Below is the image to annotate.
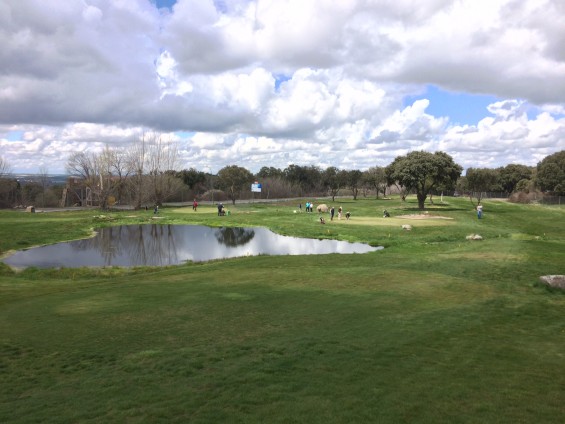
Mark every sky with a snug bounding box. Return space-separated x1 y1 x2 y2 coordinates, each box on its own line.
1 0 564 175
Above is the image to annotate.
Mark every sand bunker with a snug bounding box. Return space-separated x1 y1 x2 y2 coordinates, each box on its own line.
396 214 453 220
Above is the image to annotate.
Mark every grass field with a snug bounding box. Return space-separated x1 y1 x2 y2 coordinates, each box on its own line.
1 196 564 423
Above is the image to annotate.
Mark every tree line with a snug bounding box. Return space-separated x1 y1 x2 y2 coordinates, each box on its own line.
459 150 565 204
0 141 563 210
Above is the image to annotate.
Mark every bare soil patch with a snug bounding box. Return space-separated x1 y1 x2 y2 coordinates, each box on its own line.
396 214 453 220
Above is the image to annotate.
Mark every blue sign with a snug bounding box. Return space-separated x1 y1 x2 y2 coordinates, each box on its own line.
251 183 262 193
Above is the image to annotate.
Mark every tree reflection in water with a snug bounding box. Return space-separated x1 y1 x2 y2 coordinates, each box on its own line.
2 224 381 268
214 227 255 247
71 225 180 266
74 226 122 265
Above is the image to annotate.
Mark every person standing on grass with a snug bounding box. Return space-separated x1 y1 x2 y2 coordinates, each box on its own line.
330 206 335 221
477 204 483 219
338 206 342 219
193 199 198 211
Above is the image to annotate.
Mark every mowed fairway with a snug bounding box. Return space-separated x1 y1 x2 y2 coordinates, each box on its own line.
1 197 564 423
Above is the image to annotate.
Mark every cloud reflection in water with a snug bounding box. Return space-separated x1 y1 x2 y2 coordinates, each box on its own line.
3 225 382 268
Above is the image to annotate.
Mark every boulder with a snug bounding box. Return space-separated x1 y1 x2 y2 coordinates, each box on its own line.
539 275 565 290
317 204 329 213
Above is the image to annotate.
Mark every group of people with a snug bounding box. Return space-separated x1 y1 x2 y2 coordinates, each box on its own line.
153 198 485 223
300 202 315 212
329 206 350 221
316 206 351 224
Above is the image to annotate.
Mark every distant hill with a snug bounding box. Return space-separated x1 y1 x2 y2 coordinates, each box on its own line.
13 174 70 186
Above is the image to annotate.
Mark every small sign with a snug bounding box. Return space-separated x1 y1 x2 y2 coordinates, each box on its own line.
251 183 262 193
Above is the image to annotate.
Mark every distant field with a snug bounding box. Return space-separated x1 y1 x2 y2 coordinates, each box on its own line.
1 196 564 423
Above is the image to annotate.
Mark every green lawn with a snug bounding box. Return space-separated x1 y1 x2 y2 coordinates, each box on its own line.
1 197 564 423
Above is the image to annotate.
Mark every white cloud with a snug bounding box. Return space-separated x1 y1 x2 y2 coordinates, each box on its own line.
440 101 565 168
0 0 563 174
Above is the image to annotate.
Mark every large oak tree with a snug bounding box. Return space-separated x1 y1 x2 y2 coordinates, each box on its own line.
363 166 387 199
465 167 499 205
387 151 462 210
537 150 565 195
217 165 254 205
322 166 345 201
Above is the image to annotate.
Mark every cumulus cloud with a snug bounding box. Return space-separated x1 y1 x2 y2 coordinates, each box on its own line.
0 0 564 173
440 101 565 168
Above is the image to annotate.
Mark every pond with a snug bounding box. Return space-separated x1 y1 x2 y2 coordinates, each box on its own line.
2 224 382 269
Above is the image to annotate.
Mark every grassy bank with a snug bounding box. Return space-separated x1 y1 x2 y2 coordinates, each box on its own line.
1 197 564 423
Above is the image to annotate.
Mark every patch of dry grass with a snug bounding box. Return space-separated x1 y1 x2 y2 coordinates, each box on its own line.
339 216 456 227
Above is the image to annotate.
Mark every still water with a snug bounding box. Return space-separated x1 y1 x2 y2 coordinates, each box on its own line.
2 225 382 269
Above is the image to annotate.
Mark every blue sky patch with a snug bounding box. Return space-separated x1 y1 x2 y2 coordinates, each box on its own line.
404 85 500 126
154 0 227 13
274 74 292 92
153 0 176 11
176 131 196 139
5 131 23 141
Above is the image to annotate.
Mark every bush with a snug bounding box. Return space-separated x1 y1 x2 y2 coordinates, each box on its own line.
508 190 543 204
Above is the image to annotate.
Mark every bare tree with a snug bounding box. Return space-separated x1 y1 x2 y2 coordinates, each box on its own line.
258 176 293 199
66 148 118 209
0 156 18 208
67 151 97 207
126 134 148 209
146 134 182 206
0 156 11 178
127 133 182 207
38 165 50 207
106 148 130 205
